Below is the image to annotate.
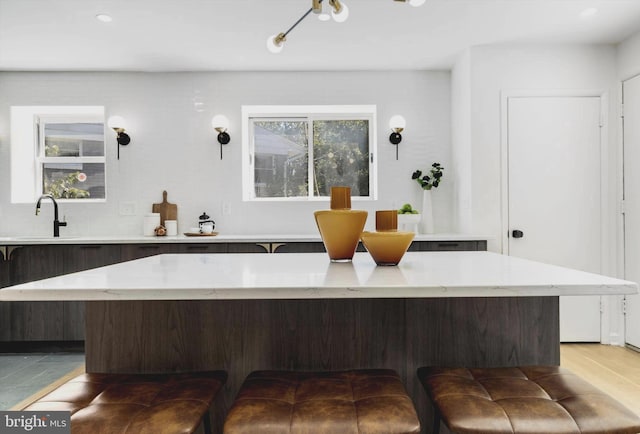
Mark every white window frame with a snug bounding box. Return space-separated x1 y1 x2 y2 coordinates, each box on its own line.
10 106 106 203
242 105 377 202
35 113 106 201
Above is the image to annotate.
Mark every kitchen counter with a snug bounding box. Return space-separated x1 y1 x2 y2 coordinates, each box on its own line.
1 250 634 433
0 251 635 301
0 233 489 245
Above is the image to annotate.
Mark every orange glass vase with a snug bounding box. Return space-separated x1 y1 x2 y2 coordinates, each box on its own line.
361 210 415 266
314 186 368 262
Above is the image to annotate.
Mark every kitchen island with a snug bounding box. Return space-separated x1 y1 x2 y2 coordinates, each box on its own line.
1 251 636 433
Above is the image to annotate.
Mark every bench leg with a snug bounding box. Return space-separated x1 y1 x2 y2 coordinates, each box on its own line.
203 409 212 434
432 406 441 434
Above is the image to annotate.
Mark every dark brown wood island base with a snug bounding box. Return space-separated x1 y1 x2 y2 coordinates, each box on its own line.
85 297 559 433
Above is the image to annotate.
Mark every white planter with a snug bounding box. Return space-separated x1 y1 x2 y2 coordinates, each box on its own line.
397 213 421 233
420 189 435 234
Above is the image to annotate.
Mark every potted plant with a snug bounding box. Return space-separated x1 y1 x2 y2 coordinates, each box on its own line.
397 203 420 232
411 163 444 233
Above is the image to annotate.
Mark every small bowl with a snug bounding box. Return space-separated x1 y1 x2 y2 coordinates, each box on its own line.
360 231 415 266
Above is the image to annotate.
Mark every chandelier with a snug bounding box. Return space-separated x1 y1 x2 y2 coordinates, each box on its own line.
266 0 426 54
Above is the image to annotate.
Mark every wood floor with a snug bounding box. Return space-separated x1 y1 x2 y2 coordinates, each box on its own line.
561 344 640 416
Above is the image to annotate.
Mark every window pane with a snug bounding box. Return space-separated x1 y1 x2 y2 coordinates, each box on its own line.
253 120 309 198
42 163 105 199
312 120 369 197
44 123 104 157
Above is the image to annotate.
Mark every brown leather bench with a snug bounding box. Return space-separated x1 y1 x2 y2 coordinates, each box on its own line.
24 371 227 434
224 369 421 434
418 366 640 434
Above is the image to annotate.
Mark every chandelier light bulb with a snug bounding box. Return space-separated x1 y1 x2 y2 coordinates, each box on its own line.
331 1 349 23
318 12 331 21
409 0 426 6
266 33 285 54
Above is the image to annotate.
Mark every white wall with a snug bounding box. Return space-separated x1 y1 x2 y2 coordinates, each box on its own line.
615 29 640 345
618 30 640 80
460 45 618 256
451 49 472 234
0 71 452 237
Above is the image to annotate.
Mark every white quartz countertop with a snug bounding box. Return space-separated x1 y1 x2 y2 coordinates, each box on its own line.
0 251 635 301
0 233 488 245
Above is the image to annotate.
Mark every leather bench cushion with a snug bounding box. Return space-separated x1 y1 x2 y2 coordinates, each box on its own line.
224 369 420 434
24 371 227 434
418 366 640 434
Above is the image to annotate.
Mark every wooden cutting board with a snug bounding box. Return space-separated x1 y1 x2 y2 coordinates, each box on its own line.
152 190 178 226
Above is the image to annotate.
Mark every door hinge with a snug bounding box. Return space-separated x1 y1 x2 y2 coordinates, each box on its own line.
620 200 626 215
622 298 627 315
599 114 605 128
600 300 604 314
620 103 625 118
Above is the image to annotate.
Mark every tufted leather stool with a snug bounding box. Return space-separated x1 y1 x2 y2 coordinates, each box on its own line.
224 369 420 434
418 366 640 434
24 371 227 434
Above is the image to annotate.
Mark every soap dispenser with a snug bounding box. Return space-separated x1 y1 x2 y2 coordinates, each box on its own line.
198 212 216 234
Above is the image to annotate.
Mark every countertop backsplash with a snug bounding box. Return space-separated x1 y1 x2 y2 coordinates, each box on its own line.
0 70 452 239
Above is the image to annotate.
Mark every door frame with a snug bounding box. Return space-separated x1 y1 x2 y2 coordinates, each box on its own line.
500 89 616 344
622 74 640 348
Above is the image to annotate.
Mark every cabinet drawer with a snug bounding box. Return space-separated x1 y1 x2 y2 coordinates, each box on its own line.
179 243 226 254
120 244 180 261
409 241 485 251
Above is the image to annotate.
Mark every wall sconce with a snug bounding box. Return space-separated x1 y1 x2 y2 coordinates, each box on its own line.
388 115 406 160
212 114 230 160
107 115 130 160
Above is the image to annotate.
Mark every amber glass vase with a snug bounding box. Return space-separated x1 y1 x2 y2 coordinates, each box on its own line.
314 186 368 262
361 210 415 266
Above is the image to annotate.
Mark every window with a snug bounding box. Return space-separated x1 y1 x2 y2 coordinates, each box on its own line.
242 105 377 201
10 106 106 203
37 114 106 199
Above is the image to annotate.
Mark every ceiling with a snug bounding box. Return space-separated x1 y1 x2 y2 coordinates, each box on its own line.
2 0 640 72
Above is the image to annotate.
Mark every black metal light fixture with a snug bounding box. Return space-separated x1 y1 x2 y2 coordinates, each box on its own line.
212 114 230 159
266 0 349 54
266 0 425 53
389 115 406 160
107 115 130 160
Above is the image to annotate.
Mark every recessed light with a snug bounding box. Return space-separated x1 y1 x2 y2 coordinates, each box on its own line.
579 8 598 19
95 14 113 23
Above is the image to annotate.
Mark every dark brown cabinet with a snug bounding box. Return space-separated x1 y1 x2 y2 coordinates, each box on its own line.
0 238 487 342
3 244 121 342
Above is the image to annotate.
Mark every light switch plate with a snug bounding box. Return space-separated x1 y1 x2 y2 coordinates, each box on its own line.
222 202 231 215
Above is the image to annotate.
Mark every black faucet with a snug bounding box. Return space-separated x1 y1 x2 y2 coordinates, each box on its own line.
35 194 67 237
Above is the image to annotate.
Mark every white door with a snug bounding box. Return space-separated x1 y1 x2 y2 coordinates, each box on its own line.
507 96 602 342
623 75 640 349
